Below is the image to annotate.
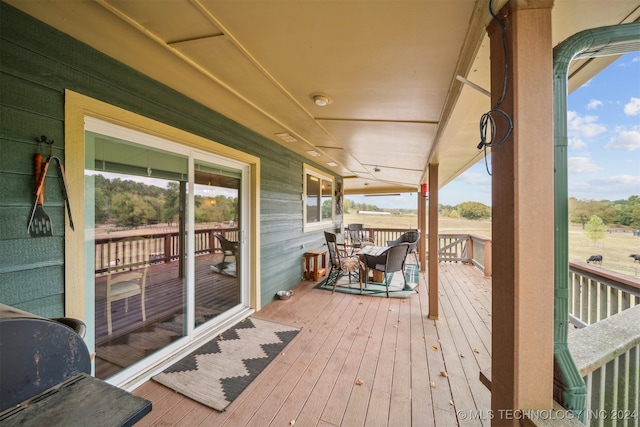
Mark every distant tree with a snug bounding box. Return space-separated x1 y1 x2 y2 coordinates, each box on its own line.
585 215 606 245
94 185 110 223
616 195 640 227
162 182 180 225
111 193 156 227
439 204 456 214
343 199 352 214
322 199 332 219
457 201 491 220
569 198 594 229
449 210 459 219
569 196 640 228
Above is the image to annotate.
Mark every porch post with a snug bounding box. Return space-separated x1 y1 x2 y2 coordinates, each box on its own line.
428 163 439 319
418 189 427 273
488 1 555 423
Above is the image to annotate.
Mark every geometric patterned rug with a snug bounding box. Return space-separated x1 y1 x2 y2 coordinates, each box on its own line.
152 317 300 411
209 261 237 277
315 263 420 298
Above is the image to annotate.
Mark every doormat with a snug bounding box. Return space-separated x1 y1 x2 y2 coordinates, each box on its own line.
315 264 419 298
209 261 236 277
153 317 300 411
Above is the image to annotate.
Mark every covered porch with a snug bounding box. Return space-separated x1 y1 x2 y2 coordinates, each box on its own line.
132 262 493 426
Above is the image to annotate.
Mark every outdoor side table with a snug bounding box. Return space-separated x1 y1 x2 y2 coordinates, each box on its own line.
304 249 327 282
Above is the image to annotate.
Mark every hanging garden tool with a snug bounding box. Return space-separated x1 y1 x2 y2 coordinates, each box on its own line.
27 136 74 237
27 137 53 237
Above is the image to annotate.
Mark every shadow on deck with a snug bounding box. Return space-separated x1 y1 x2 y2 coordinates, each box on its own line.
132 262 492 426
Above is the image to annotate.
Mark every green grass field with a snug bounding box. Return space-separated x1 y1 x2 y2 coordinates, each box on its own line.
343 212 640 278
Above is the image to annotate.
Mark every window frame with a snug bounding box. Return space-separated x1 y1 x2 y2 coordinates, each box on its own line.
303 163 335 232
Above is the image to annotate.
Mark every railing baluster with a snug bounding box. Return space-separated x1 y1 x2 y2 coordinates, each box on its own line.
599 282 608 324
612 357 619 427
632 345 639 427
590 278 598 324
611 288 620 317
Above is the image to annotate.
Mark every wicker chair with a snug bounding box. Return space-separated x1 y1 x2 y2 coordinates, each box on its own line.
324 231 362 293
387 231 420 266
214 233 239 264
361 243 410 297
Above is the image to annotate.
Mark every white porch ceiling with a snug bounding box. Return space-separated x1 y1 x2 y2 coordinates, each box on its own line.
7 0 640 195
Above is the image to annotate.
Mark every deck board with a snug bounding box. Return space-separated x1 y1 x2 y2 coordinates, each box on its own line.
133 262 492 426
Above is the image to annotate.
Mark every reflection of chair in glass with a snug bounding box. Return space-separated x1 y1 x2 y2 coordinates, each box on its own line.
387 231 420 266
106 238 149 335
214 233 239 264
346 223 374 253
361 243 410 297
324 231 362 293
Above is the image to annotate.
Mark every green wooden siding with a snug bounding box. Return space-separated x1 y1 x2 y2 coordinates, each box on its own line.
0 2 339 316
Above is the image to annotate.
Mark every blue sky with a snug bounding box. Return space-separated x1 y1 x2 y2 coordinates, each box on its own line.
349 52 640 210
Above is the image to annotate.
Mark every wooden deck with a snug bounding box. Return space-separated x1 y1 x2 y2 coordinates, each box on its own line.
132 262 493 426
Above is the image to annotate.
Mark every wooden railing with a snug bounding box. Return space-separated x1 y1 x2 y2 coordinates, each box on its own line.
568 261 640 327
95 228 239 274
569 305 640 427
565 262 640 426
351 228 493 277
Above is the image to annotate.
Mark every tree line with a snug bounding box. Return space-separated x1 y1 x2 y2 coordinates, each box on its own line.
94 175 237 228
569 196 640 229
345 195 640 228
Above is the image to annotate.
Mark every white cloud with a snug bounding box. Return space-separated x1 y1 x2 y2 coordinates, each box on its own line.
590 175 640 186
568 137 587 149
455 170 491 186
587 175 640 197
605 129 640 151
586 99 602 110
568 157 601 173
624 97 640 116
567 111 606 139
569 175 640 201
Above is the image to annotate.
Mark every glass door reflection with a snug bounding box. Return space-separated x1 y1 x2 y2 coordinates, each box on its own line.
193 161 241 328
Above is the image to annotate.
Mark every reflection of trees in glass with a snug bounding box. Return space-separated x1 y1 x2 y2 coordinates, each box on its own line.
111 192 156 227
93 174 238 228
162 182 180 226
94 174 168 227
322 199 332 220
194 195 237 223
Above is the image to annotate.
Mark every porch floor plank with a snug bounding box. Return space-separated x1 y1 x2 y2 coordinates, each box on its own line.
266 295 361 426
133 262 492 426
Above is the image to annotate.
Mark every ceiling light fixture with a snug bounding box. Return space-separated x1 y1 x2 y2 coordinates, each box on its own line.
311 92 333 107
275 132 298 143
374 166 381 172
306 150 321 157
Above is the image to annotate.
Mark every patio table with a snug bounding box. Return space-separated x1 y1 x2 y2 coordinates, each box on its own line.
357 245 390 283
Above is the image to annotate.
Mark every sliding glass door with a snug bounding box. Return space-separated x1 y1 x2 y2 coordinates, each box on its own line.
192 158 242 328
84 119 249 380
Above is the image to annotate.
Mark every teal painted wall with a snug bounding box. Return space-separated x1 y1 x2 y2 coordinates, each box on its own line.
0 2 339 316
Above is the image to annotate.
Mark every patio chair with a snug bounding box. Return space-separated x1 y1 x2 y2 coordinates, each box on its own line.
346 223 374 254
361 243 410 297
214 233 239 264
387 231 420 266
106 237 149 335
324 231 362 293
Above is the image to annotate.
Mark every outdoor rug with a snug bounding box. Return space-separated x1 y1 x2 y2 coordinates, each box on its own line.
209 261 236 277
315 263 420 298
153 317 300 411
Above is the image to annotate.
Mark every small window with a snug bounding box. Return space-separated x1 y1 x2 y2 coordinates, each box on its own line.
303 164 334 231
